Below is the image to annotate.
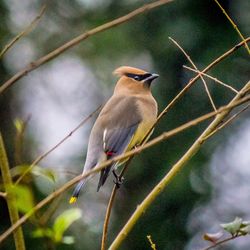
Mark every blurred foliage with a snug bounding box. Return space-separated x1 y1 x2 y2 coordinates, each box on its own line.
0 0 249 249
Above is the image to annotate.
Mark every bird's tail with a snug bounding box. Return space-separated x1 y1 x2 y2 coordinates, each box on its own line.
69 180 86 204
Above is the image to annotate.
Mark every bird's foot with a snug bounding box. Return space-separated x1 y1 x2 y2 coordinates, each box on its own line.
112 170 124 188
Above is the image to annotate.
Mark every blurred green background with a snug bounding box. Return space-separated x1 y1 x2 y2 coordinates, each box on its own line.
0 0 249 249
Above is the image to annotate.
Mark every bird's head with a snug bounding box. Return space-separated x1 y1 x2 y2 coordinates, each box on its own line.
113 66 159 94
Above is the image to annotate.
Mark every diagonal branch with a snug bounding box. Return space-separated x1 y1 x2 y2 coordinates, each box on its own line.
169 37 217 111
213 0 250 54
0 132 25 250
0 91 249 245
0 38 249 245
0 5 46 58
109 81 250 249
14 105 101 185
183 65 239 94
154 37 249 123
0 0 174 95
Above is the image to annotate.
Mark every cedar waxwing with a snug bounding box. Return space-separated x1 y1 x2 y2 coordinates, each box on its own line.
69 66 159 203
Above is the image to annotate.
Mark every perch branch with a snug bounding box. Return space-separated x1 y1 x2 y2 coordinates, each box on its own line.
109 81 250 249
0 91 248 245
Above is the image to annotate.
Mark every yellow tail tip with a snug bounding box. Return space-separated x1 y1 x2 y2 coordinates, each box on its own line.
69 196 77 204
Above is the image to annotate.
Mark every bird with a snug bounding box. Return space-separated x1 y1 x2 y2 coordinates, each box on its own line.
69 66 159 204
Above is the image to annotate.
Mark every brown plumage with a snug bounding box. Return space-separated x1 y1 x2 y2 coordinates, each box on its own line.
70 66 159 203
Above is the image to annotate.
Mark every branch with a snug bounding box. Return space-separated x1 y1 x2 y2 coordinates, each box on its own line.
14 105 101 185
169 37 217 111
101 38 250 249
202 234 243 250
108 81 250 249
0 132 25 250
183 65 239 94
213 0 250 54
202 103 250 141
0 0 174 95
155 37 250 123
101 157 133 250
0 91 249 244
0 5 46 58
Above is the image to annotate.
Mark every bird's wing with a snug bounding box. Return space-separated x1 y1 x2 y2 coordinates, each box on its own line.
97 96 142 190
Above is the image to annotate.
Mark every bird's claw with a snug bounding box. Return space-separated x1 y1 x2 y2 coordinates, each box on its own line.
112 170 124 188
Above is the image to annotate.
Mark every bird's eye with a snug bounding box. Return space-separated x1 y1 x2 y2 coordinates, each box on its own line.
133 75 140 81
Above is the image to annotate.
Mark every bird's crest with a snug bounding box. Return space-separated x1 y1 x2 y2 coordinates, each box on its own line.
113 66 147 77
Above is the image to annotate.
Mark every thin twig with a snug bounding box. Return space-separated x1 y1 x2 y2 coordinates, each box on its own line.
169 37 217 111
0 0 174 95
0 132 25 250
202 234 242 250
109 81 250 249
91 39 249 249
0 5 46 58
39 195 63 226
0 91 249 245
147 235 157 250
213 0 250 54
202 103 250 141
14 106 101 185
153 38 250 126
101 157 133 250
183 65 239 94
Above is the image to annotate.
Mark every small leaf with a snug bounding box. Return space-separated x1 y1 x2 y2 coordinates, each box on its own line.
32 166 56 183
203 231 224 243
240 225 250 235
220 217 242 235
32 228 54 239
10 165 56 183
53 208 82 243
8 185 34 214
62 236 75 244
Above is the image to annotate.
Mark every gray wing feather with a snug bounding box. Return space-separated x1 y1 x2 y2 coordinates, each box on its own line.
97 96 142 190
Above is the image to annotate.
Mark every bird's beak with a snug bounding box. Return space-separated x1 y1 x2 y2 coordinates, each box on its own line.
143 73 159 83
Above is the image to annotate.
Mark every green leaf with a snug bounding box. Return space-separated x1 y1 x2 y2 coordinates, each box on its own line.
32 228 54 239
8 185 34 214
10 165 56 183
62 236 75 244
220 217 243 236
240 225 250 235
53 208 82 243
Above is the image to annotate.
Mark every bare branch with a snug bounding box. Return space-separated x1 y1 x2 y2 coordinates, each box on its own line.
0 132 25 249
155 37 249 122
213 0 250 54
0 0 174 95
202 234 243 250
0 5 46 58
202 103 250 141
109 81 250 249
169 37 217 111
0 90 249 245
14 105 101 185
101 157 133 250
183 65 239 94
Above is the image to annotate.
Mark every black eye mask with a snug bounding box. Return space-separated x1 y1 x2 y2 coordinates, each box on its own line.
125 73 152 81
